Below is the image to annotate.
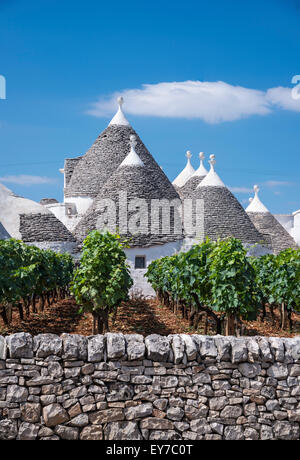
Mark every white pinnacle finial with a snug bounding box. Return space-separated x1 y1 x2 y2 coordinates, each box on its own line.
172 151 195 187
197 153 225 188
119 134 144 168
246 184 269 213
249 197 253 203
130 134 137 149
191 151 208 178
209 154 216 170
109 96 130 127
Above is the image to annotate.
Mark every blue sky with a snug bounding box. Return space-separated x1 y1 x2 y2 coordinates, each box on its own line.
0 0 299 213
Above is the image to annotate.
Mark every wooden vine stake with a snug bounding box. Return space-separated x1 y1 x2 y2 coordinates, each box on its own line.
225 313 236 336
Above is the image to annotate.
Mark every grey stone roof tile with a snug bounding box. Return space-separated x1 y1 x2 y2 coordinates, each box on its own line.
247 212 298 254
19 213 77 243
65 125 175 199
192 186 271 246
73 162 183 247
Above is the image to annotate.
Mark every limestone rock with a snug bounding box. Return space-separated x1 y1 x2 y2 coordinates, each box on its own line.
43 403 69 427
0 419 18 440
214 336 231 361
287 409 300 423
140 417 174 430
20 403 41 423
89 408 125 424
6 333 33 358
149 430 181 440
0 336 7 359
195 336 218 358
246 338 260 363
269 337 285 362
153 399 168 411
190 419 212 434
106 333 126 360
170 335 185 364
68 413 89 427
256 337 273 362
289 364 300 377
80 426 103 440
33 334 63 358
145 335 170 362
48 362 64 379
6 385 28 403
231 338 248 363
224 426 244 440
273 421 300 440
238 362 261 378
166 407 184 421
87 335 105 362
61 334 87 360
104 421 143 440
267 363 289 380
125 403 153 420
125 334 145 361
182 335 197 361
244 427 259 440
220 405 243 419
17 422 39 440
54 425 79 440
209 396 228 411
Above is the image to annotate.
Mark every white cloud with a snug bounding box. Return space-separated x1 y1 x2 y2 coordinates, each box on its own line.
88 80 300 124
0 175 57 186
266 86 300 112
229 186 253 194
263 180 294 187
87 81 271 124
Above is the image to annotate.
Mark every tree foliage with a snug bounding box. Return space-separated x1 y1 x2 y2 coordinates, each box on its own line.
0 238 74 323
146 238 299 334
71 230 133 334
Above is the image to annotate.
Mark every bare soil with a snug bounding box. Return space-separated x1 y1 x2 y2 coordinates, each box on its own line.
0 297 299 337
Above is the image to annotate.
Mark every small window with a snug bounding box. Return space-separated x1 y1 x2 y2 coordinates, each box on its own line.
135 256 146 269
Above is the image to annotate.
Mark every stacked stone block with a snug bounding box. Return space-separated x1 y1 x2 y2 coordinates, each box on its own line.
0 333 299 440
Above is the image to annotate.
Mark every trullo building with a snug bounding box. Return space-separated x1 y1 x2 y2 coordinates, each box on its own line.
246 185 298 255
1 98 298 296
0 183 77 254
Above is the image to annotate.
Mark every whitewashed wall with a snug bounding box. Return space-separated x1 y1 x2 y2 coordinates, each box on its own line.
125 240 183 298
275 212 300 246
291 210 300 245
45 203 81 232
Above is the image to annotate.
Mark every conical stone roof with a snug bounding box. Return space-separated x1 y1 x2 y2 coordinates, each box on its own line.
172 151 195 189
0 183 76 243
179 152 208 198
65 98 176 199
189 156 270 246
246 186 298 254
74 136 183 247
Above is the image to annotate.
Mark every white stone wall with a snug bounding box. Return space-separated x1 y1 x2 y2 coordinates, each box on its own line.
0 187 49 239
45 197 93 232
65 196 93 216
125 240 183 298
45 203 81 232
291 210 300 246
275 212 300 246
1 333 300 441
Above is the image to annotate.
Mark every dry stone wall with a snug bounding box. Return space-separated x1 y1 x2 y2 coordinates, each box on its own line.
0 333 299 441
